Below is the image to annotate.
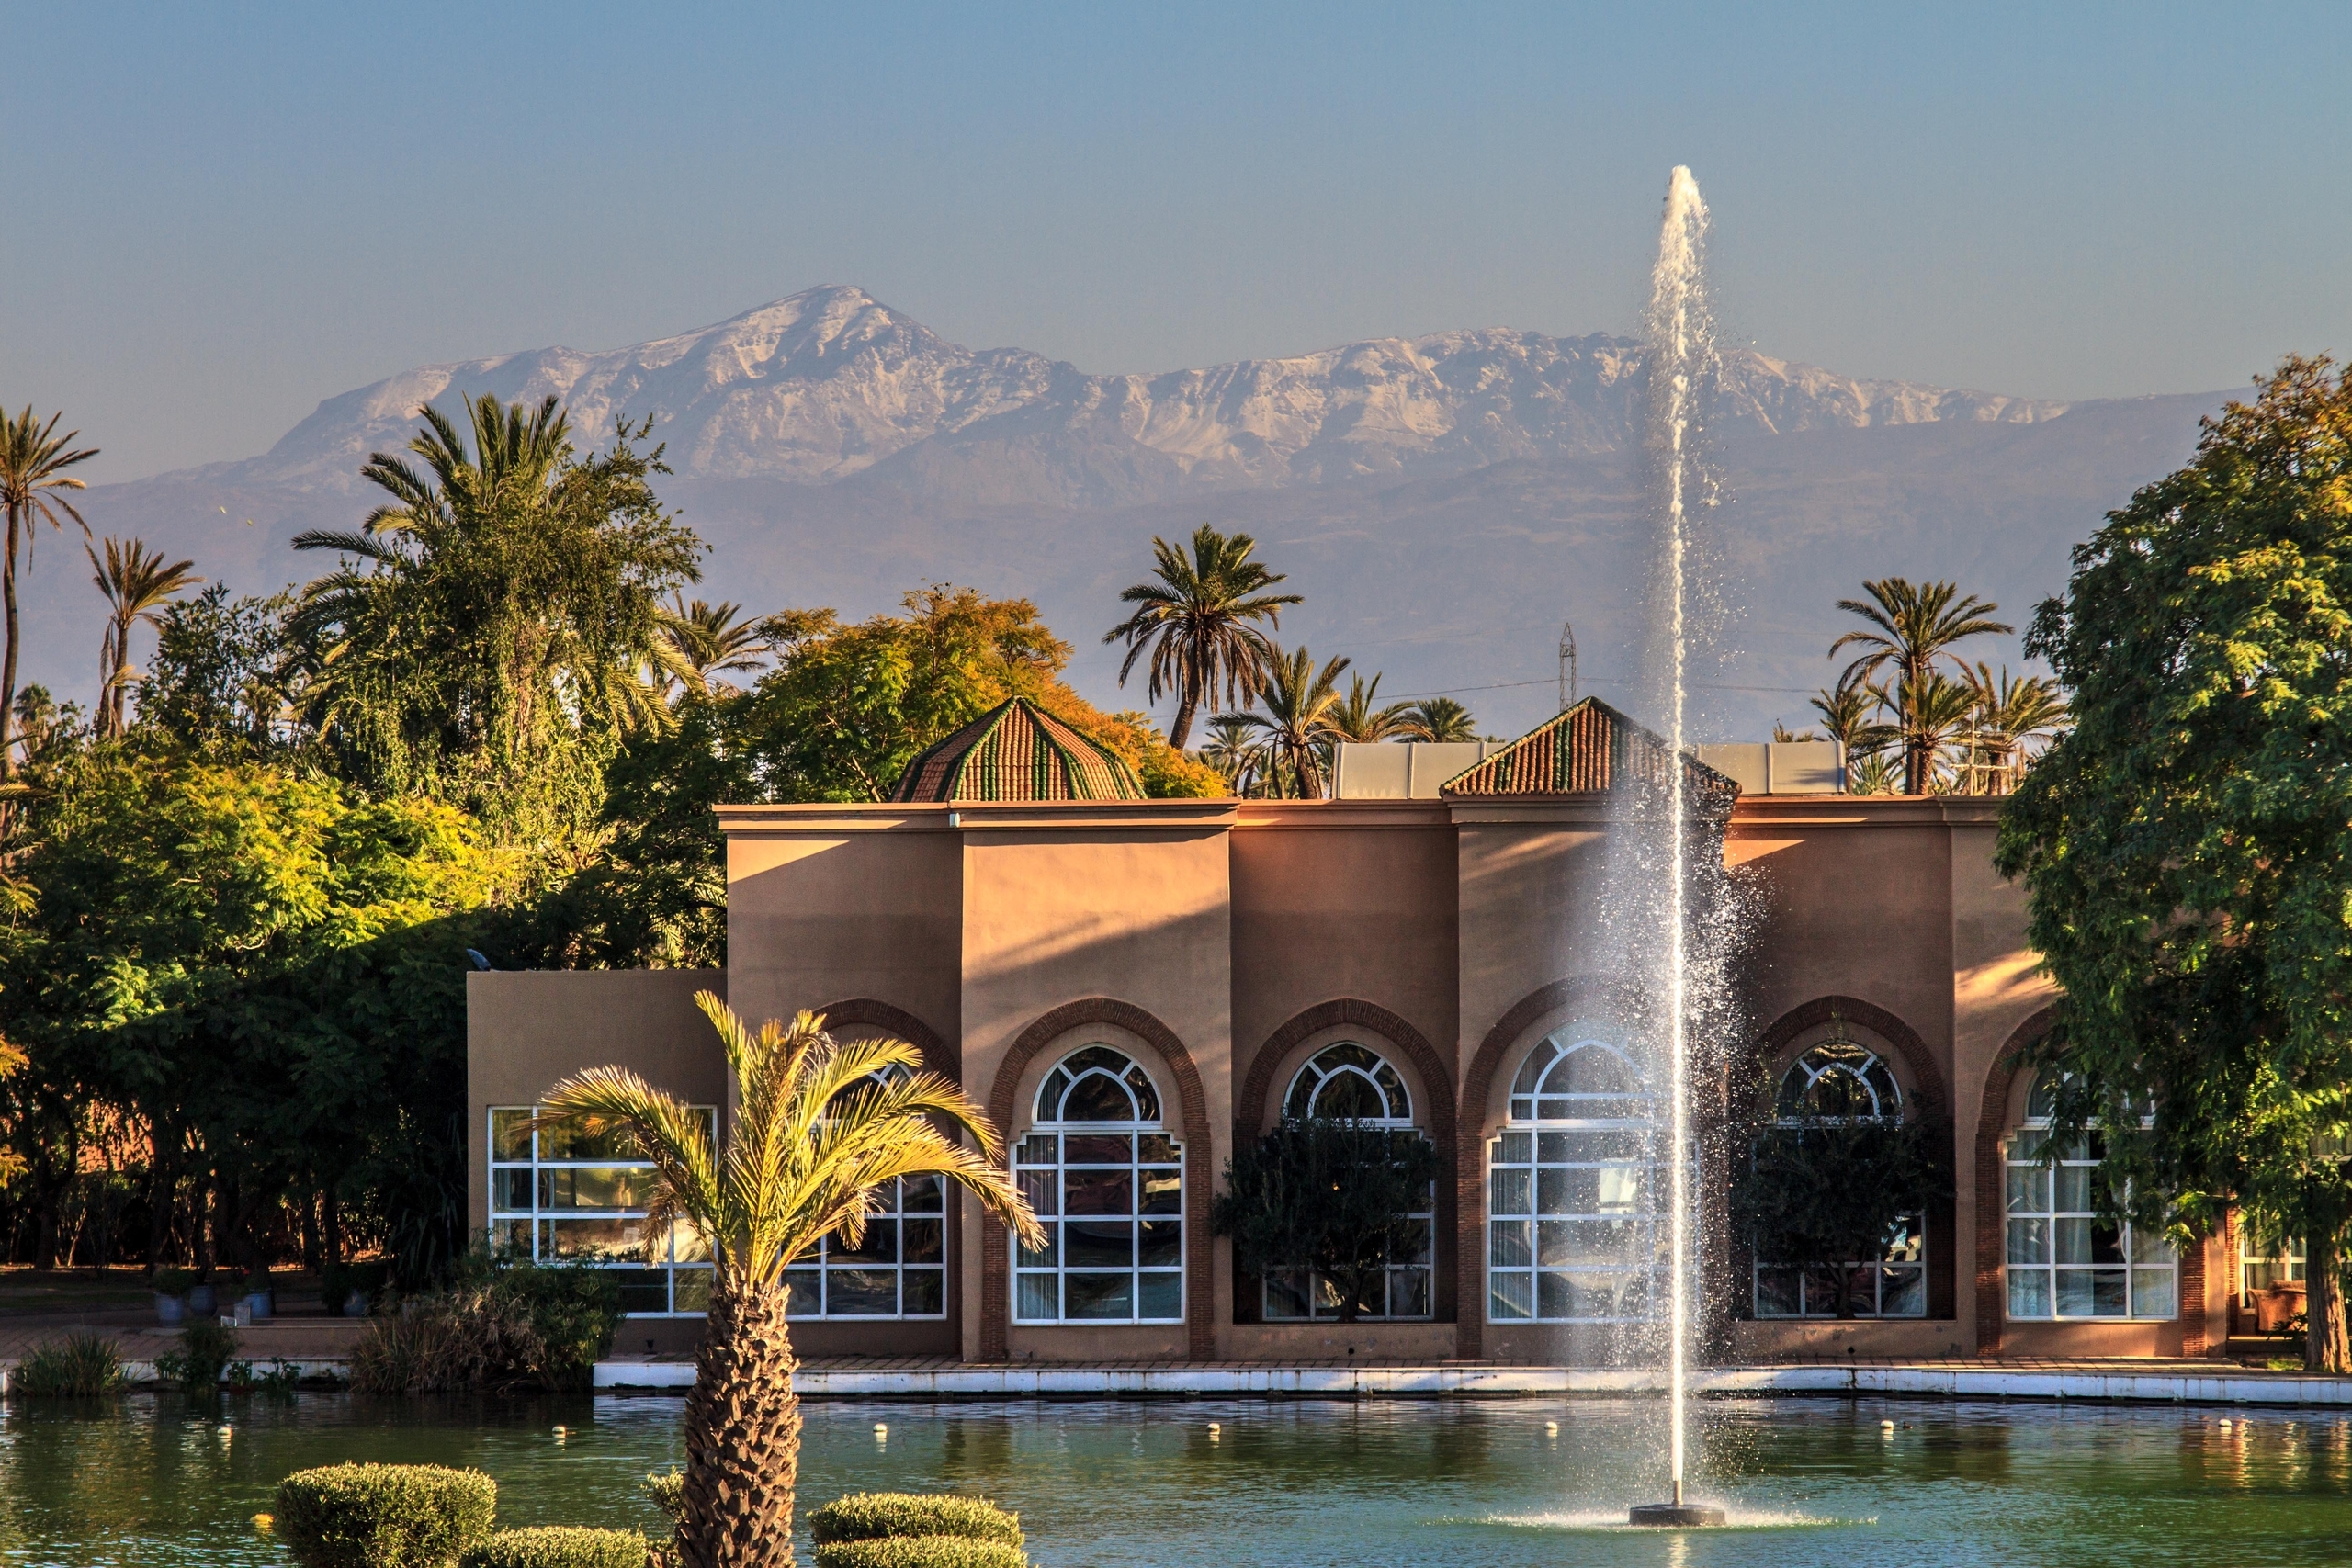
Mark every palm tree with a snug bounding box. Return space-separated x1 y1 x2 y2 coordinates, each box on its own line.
0 408 98 779
658 596 772 696
1399 696 1478 743
1808 677 1899 789
1828 579 2011 793
1102 524 1301 749
535 992 1039 1568
1198 712 1265 795
1962 663 2068 795
1847 751 1903 796
1883 671 1980 794
1320 672 1415 743
86 537 200 739
1230 643 1351 799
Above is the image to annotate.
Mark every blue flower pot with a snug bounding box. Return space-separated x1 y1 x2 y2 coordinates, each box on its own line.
155 1292 185 1325
186 1283 216 1315
243 1291 273 1324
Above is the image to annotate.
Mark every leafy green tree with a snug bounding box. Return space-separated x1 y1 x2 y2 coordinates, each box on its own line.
535 992 1040 1568
0 408 97 784
85 536 200 739
138 586 299 752
1214 1119 1442 1324
1103 523 1301 749
1830 578 2010 793
1227 643 1350 798
1997 356 2352 1371
288 395 701 850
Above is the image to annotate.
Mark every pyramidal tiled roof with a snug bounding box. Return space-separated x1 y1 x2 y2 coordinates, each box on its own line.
1441 697 1738 807
889 697 1147 804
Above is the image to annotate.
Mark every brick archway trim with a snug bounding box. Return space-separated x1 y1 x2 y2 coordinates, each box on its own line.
1973 1007 2051 1355
980 998 1215 1361
817 998 957 1078
1750 995 1946 1110
1453 976 1655 1359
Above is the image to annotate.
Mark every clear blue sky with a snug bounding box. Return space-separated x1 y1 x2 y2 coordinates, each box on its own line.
6 1 2347 480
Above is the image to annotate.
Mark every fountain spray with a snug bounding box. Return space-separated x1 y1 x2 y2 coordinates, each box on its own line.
1628 164 1726 1531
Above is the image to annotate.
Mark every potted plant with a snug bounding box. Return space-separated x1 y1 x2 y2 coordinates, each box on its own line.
153 1267 192 1325
186 1275 218 1315
242 1268 275 1324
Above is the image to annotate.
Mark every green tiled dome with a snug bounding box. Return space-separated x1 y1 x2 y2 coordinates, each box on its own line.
889 697 1147 803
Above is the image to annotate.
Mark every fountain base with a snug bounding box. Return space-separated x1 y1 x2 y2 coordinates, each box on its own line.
1628 1503 1726 1528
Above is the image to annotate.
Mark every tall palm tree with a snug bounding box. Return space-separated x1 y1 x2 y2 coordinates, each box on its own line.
1230 643 1351 799
536 992 1039 1568
1102 524 1301 749
1399 696 1478 743
86 536 200 739
0 408 98 779
1962 663 2069 795
1883 671 1980 794
658 596 772 696
1828 579 2011 793
1320 672 1415 743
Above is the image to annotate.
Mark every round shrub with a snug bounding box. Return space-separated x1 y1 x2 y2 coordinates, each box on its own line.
277 1463 497 1568
813 1540 1028 1568
459 1526 649 1568
808 1494 1021 1549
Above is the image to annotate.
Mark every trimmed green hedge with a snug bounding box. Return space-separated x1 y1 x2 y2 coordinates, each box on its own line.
808 1494 1022 1548
458 1527 648 1568
812 1540 1028 1568
277 1463 497 1568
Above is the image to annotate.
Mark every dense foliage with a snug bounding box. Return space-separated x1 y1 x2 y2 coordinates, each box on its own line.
1213 1118 1443 1323
458 1528 649 1568
276 1463 497 1568
10 1330 127 1395
1729 1095 1951 1320
1996 356 2352 1371
807 1494 1023 1548
346 1258 623 1393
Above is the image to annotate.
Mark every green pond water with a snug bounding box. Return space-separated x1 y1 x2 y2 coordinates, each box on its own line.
4 1391 2350 1566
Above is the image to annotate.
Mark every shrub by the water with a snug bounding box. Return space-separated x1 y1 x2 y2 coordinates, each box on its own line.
11 1332 127 1396
808 1494 1023 1548
156 1318 239 1393
348 1259 620 1393
458 1526 648 1568
276 1462 496 1568
812 1540 1028 1568
641 1469 684 1525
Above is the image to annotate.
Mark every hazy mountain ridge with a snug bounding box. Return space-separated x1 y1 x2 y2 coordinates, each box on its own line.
215 285 2070 503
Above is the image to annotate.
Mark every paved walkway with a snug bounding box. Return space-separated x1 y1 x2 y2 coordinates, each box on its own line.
0 1306 369 1379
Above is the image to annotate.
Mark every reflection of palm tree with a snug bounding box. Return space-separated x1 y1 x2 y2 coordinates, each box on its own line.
1962 664 2068 794
0 408 98 780
1829 579 2010 794
657 596 771 695
1400 696 1477 742
535 992 1040 1568
1321 673 1415 743
1229 643 1351 799
1102 525 1300 749
86 537 201 739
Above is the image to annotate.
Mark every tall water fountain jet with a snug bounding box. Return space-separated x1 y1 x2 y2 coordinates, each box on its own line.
1626 164 1728 1531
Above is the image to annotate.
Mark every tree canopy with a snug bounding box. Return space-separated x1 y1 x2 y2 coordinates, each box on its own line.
1996 355 2352 1370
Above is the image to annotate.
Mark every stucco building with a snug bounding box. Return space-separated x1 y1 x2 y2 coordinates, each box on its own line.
468 698 2239 1363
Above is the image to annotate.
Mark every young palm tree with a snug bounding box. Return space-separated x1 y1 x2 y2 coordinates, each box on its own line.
86 536 200 739
1320 672 1415 743
1198 712 1265 795
1807 676 1898 789
1230 643 1351 799
1828 579 2011 793
535 992 1039 1568
1962 663 2069 795
658 596 773 696
1102 524 1301 749
0 408 99 779
1399 696 1478 743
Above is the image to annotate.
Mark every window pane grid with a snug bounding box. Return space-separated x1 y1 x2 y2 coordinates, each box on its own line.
1014 1047 1183 1325
2005 1123 2175 1321
488 1105 718 1317
782 1175 949 1320
1750 1041 1926 1319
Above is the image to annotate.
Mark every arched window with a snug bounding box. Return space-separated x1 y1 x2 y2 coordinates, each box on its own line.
2005 1074 2175 1321
1012 1045 1182 1325
1487 1029 1663 1324
1263 1043 1434 1322
1751 1037 1926 1320
782 1064 947 1321
1284 1041 1413 1124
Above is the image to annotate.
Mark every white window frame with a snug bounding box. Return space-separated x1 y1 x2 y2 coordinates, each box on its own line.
487 1104 718 1318
1750 1038 1928 1320
2242 1234 2306 1298
1487 1030 1668 1325
783 1174 950 1320
2004 1077 2177 1322
1261 1042 1434 1323
1012 1045 1184 1325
